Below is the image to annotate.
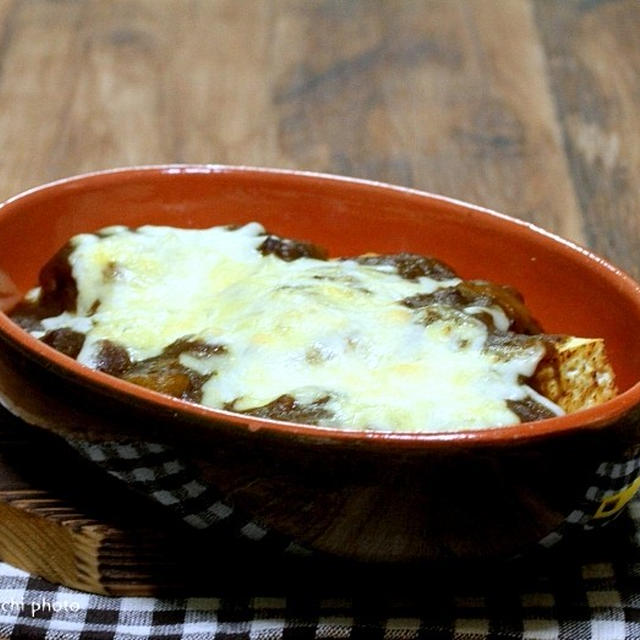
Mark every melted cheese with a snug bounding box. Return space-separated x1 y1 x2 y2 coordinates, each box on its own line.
31 223 562 432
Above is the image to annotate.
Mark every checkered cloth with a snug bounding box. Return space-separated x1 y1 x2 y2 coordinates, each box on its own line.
67 440 311 557
3 441 640 640
68 439 640 562
1 497 640 639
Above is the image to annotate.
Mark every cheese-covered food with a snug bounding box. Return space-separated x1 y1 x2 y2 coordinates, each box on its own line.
10 222 617 432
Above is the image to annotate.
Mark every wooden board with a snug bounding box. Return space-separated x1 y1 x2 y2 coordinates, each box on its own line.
0 405 371 598
0 0 637 280
0 406 452 599
0 404 268 596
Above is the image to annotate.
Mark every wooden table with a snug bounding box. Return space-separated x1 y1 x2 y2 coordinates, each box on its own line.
0 0 638 594
0 0 638 277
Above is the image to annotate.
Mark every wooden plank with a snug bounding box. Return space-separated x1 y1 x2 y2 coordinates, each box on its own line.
271 0 585 242
0 0 584 245
0 406 222 595
0 0 283 196
0 0 87 199
0 405 382 597
534 0 640 279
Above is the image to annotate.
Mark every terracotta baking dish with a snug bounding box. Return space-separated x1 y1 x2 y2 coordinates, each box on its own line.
1 165 640 563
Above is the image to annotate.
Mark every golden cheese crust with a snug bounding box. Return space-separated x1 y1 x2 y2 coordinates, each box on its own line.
9 225 619 429
531 337 617 413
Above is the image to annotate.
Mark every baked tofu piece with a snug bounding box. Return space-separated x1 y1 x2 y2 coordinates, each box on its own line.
532 337 617 413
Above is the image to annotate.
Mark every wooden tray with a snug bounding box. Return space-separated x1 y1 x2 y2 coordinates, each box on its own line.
0 405 416 600
0 405 295 596
2 403 633 602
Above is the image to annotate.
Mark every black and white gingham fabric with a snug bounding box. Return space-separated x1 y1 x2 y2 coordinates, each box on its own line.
537 450 640 550
3 437 640 639
2 496 640 639
68 438 640 557
68 439 311 557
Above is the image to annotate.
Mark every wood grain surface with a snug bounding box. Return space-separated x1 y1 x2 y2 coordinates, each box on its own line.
0 0 639 593
0 406 218 595
0 404 325 596
0 0 637 273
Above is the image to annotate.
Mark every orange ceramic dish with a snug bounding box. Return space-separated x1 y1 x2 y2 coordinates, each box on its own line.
1 165 640 562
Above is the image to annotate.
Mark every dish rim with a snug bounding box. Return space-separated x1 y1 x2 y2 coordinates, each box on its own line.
1 163 640 448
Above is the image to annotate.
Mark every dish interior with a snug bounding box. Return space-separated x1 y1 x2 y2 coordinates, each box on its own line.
1 166 639 412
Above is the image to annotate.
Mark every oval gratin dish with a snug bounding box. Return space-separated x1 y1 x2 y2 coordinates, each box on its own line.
1 165 640 563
